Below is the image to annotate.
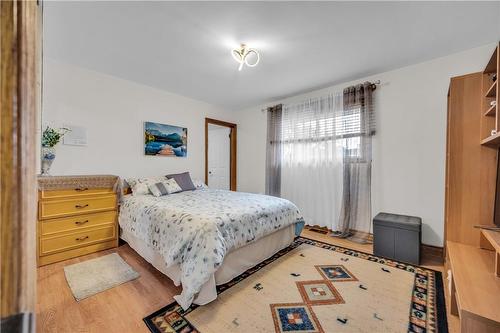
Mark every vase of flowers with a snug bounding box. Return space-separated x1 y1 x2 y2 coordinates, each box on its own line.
41 126 70 175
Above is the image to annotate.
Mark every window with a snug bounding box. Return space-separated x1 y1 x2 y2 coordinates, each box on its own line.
336 107 362 160
281 107 363 161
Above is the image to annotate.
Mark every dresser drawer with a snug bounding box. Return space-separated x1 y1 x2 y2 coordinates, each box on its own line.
39 195 117 219
38 240 117 267
40 225 116 256
39 188 115 200
40 211 116 236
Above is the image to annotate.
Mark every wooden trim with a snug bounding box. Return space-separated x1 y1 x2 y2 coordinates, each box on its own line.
205 118 237 191
205 117 236 129
452 72 489 80
304 225 374 242
304 226 443 261
421 243 444 261
1 0 40 320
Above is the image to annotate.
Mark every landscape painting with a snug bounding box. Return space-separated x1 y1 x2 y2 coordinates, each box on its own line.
144 121 187 157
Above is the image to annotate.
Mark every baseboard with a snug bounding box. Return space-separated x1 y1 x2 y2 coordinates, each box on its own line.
305 225 329 234
304 225 441 260
350 229 373 242
421 243 444 261
304 225 373 241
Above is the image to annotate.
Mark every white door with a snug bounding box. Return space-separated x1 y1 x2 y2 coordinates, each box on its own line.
208 125 231 190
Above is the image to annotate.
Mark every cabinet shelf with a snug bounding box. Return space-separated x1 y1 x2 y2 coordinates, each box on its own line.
447 241 500 327
484 104 496 117
485 81 497 98
481 131 500 147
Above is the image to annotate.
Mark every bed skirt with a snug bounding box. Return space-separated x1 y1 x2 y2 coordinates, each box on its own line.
120 223 300 305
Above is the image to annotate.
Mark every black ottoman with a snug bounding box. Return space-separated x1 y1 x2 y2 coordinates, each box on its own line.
373 212 421 265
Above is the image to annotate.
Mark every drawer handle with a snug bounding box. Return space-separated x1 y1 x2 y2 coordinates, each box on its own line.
75 204 89 209
75 236 89 241
75 220 89 225
75 187 89 192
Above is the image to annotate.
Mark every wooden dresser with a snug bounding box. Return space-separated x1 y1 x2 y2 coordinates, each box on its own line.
37 175 119 266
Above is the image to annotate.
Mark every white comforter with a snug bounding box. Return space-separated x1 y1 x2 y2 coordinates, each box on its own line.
119 188 303 309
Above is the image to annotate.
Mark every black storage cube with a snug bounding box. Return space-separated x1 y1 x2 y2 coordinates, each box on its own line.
373 212 421 265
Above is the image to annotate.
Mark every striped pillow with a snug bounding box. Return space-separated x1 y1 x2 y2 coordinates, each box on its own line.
148 179 182 197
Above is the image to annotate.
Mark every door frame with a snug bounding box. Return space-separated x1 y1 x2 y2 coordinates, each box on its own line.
205 118 237 191
1 0 41 329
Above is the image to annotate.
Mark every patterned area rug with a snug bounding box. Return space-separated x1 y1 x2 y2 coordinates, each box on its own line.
144 237 447 333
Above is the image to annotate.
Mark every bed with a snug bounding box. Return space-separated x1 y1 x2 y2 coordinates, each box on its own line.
118 187 304 310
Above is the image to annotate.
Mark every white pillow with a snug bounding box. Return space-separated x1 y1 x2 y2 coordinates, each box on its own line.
126 176 166 196
192 179 208 189
148 179 182 197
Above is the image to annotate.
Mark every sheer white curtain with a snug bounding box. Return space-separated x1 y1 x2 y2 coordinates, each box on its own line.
280 93 344 230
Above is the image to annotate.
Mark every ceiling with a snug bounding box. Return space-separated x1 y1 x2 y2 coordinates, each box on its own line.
44 1 500 110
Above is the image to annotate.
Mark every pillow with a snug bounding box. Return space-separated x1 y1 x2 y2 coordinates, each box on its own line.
126 176 166 196
148 179 182 197
131 183 149 196
166 172 196 191
192 179 208 189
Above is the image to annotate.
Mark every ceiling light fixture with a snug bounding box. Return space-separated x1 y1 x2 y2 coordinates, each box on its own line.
231 44 260 71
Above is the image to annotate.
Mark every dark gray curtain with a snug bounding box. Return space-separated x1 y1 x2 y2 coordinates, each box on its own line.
334 82 375 243
265 104 283 197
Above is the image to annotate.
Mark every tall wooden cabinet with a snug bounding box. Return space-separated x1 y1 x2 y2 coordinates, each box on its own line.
444 44 500 333
445 73 498 246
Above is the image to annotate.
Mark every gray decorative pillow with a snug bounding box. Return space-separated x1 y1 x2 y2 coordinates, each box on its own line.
166 172 196 191
148 179 182 197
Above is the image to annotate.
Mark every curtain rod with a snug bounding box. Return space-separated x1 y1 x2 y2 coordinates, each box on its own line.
261 80 381 112
370 80 381 90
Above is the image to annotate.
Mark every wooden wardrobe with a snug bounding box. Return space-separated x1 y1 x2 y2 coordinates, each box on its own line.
445 72 497 247
444 43 500 333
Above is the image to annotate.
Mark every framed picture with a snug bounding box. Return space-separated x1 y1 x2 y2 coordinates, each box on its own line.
144 121 187 157
62 124 87 146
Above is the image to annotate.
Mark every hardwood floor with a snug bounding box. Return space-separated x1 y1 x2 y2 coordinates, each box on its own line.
37 229 458 333
37 244 179 333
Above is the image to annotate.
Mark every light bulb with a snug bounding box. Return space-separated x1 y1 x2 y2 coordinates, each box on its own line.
231 43 260 71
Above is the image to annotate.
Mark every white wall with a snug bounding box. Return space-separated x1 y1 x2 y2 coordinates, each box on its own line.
44 43 496 247
236 43 497 247
42 59 237 180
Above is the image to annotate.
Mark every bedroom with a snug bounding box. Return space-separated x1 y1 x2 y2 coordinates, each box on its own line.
1 1 500 333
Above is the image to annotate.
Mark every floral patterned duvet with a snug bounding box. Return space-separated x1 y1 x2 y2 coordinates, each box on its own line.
119 188 304 309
